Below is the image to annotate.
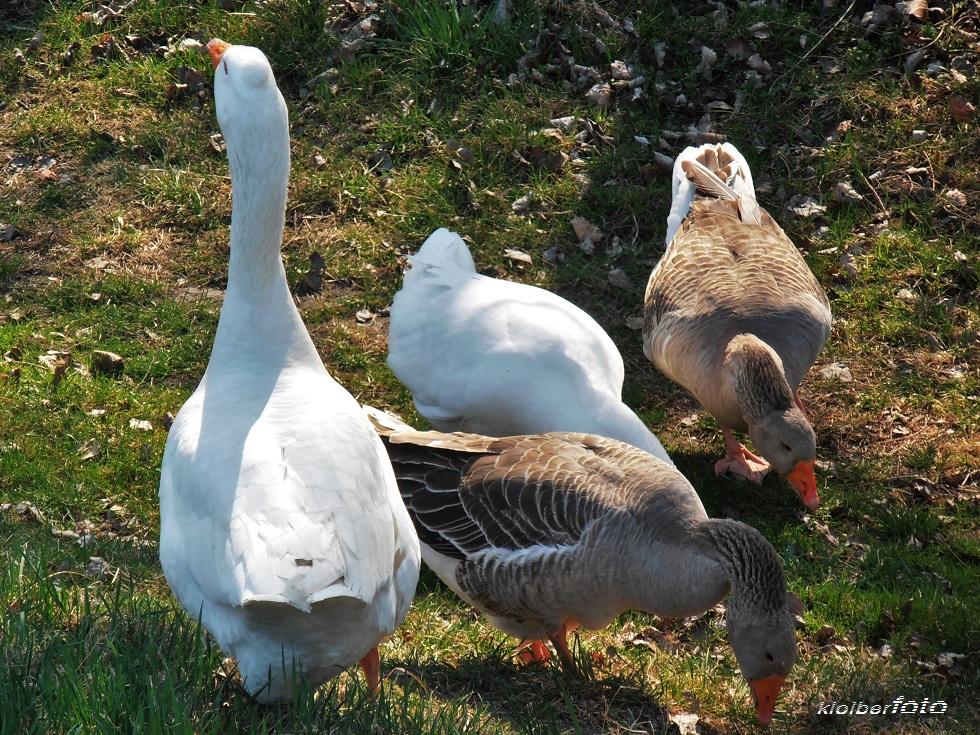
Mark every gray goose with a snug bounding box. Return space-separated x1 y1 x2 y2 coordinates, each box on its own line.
643 143 831 510
365 406 802 725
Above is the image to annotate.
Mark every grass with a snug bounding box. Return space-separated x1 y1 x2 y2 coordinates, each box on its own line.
1 0 979 732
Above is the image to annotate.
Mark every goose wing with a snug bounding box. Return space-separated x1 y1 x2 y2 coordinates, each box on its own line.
382 430 679 558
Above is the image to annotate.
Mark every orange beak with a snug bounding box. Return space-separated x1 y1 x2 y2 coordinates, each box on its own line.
784 459 819 510
749 674 786 726
206 38 231 69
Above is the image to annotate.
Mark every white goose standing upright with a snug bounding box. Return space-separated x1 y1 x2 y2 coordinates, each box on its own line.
643 143 831 509
365 406 801 726
387 228 672 464
159 40 419 702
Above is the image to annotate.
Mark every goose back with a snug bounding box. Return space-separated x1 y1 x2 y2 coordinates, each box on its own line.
389 229 671 462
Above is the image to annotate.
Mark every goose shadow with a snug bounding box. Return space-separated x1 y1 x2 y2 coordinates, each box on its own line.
382 650 671 734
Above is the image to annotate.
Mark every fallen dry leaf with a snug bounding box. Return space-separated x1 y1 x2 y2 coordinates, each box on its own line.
670 712 700 735
697 46 717 77
78 440 101 461
296 252 326 295
945 188 967 207
585 82 612 108
511 192 532 214
833 181 864 204
724 35 752 60
368 150 393 174
805 515 840 546
86 556 110 580
571 215 599 242
837 251 859 278
549 116 576 131
609 59 632 80
747 54 772 74
91 350 124 375
607 268 632 290
504 249 532 265
819 362 853 382
949 95 977 123
787 195 827 217
897 0 928 20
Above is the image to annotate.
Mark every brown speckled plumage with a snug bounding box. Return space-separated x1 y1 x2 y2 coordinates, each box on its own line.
643 143 831 502
644 202 830 419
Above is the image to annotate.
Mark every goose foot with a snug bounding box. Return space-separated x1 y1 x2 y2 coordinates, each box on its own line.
517 640 552 666
548 620 579 673
715 429 769 483
358 646 381 695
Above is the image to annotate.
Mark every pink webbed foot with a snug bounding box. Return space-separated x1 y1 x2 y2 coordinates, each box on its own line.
715 428 770 483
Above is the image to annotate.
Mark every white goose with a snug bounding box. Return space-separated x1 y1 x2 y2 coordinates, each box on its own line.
643 143 831 509
158 40 420 702
387 228 672 464
365 406 801 726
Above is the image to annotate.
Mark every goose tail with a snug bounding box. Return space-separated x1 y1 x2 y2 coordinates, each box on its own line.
665 143 761 246
409 228 477 273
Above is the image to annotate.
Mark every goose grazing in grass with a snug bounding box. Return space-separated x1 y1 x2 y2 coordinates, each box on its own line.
387 228 672 465
158 40 419 702
643 143 831 510
365 406 801 726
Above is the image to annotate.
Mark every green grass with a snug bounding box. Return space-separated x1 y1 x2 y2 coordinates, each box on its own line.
1 0 979 732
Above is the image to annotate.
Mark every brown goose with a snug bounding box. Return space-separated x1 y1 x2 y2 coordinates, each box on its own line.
643 143 831 510
365 406 802 725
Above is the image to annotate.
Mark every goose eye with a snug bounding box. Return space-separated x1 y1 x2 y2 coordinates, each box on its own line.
766 652 774 662
223 60 228 75
781 443 791 452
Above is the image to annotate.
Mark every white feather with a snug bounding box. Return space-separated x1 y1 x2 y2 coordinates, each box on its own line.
664 142 762 247
387 229 672 464
159 43 419 702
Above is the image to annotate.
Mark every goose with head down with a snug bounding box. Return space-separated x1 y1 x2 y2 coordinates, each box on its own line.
158 40 420 702
365 406 802 725
643 143 831 510
386 228 672 465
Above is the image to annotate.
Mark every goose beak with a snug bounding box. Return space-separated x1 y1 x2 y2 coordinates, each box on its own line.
749 674 785 726
206 38 232 69
784 459 819 510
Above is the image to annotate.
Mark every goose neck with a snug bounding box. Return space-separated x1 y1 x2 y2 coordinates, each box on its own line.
224 135 290 301
722 335 793 422
210 129 314 363
705 519 786 614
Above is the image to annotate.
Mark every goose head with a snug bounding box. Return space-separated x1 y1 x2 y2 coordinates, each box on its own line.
747 411 817 507
727 596 800 725
709 519 801 725
725 335 819 509
206 39 289 187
